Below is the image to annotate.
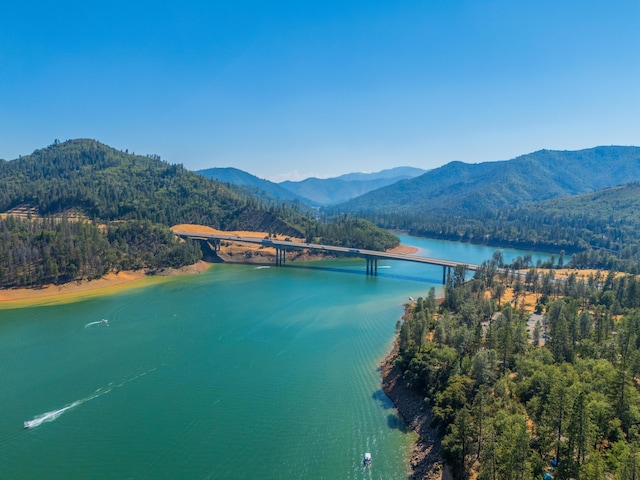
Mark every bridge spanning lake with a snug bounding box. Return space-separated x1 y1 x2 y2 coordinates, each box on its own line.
173 231 480 284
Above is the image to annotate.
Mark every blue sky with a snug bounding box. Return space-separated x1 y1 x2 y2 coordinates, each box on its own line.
2 1 639 181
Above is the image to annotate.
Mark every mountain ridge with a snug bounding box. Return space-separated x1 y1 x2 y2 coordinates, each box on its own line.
329 146 640 215
197 167 317 208
197 165 427 206
279 166 426 205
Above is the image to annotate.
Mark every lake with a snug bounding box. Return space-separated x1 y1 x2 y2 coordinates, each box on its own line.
0 235 548 479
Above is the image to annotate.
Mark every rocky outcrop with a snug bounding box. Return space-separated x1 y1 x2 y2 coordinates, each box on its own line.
381 343 446 480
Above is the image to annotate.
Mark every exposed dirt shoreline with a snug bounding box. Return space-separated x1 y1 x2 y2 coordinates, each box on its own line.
0 261 212 308
380 310 447 480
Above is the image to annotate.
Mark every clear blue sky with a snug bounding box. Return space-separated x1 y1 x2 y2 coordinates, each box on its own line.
2 1 639 181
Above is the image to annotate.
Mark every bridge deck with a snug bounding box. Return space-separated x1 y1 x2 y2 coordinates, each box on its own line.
173 231 479 271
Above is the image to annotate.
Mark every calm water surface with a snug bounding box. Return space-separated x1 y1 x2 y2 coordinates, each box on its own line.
0 236 548 479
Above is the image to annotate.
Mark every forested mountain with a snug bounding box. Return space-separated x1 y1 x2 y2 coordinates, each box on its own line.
280 166 426 205
0 139 304 233
330 146 640 215
197 167 316 207
0 139 398 288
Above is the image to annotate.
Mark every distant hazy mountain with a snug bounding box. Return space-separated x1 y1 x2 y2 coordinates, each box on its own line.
280 166 427 205
330 146 640 215
335 166 427 182
197 167 316 206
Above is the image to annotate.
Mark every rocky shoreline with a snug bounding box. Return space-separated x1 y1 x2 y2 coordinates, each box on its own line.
380 314 447 479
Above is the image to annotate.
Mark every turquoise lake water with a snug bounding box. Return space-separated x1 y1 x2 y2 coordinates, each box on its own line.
0 235 548 479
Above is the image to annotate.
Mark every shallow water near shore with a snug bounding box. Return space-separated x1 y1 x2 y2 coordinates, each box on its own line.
0 235 548 479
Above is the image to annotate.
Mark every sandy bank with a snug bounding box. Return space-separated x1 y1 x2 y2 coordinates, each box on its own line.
387 244 419 255
0 261 212 309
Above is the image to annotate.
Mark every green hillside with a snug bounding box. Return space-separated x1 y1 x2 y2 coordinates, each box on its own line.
0 139 303 233
331 146 640 215
0 139 398 288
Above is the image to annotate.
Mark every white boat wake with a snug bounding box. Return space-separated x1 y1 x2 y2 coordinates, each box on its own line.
23 367 155 429
23 388 109 429
84 319 109 328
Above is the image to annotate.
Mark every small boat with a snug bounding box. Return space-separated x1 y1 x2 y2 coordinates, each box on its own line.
23 417 44 429
363 452 372 467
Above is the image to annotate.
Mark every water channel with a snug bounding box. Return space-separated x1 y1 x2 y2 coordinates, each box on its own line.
0 235 549 479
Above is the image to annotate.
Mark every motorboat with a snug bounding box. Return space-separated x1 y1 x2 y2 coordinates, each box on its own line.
23 418 42 429
363 452 372 467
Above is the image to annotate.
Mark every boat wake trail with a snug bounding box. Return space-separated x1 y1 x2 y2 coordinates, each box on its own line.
23 367 156 429
84 319 109 328
23 388 109 429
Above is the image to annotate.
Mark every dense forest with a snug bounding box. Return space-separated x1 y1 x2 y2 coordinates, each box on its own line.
365 183 640 274
395 255 640 479
0 217 202 287
0 139 398 288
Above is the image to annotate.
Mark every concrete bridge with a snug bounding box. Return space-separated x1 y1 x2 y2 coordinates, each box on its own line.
172 231 479 284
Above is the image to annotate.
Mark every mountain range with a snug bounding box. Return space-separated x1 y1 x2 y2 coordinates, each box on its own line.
197 166 427 207
197 147 640 217
329 146 640 215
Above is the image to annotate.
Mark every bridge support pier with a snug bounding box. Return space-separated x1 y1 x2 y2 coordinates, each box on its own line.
275 247 286 266
442 265 452 285
206 239 221 252
366 257 378 276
